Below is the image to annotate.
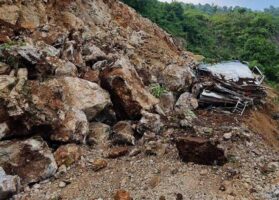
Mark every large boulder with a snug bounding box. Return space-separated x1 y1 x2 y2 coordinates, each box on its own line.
101 58 158 119
161 64 194 92
111 121 135 145
175 92 198 111
87 122 111 146
54 144 82 167
0 137 57 184
51 109 89 143
0 167 21 200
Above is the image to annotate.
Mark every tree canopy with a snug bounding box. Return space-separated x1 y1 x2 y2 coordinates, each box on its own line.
122 0 279 83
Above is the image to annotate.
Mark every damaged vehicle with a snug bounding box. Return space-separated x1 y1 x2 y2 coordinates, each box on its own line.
193 61 266 115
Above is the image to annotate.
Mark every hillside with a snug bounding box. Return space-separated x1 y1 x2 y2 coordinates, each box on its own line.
122 0 279 85
0 0 278 200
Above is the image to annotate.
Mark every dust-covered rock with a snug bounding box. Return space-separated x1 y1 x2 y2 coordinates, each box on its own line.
0 137 57 185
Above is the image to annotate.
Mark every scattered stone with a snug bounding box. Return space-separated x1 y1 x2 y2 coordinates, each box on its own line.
159 91 175 114
175 92 198 110
114 189 132 200
137 110 163 135
129 148 141 157
111 121 135 145
91 159 108 171
0 137 57 185
33 183 41 189
144 141 166 156
0 122 10 140
105 147 129 159
54 144 82 167
0 62 11 75
58 181 67 188
176 137 227 166
0 167 21 200
88 122 111 146
223 132 233 140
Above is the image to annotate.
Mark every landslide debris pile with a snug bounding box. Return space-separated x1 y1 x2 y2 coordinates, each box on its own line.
0 0 210 197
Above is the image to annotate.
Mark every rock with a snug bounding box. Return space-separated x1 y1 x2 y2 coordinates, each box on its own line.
54 144 82 167
0 167 21 200
0 5 19 26
161 64 194 92
61 12 84 30
0 75 16 91
111 121 135 145
33 183 41 189
0 122 10 140
83 45 107 64
175 92 198 111
46 57 78 77
105 146 129 159
51 109 89 143
17 5 43 29
223 132 233 140
114 189 132 200
159 92 175 114
91 159 108 171
12 77 111 143
0 137 57 184
144 141 166 156
87 122 111 146
0 62 11 75
176 137 227 166
137 110 163 135
83 69 100 84
101 58 158 119
58 181 67 188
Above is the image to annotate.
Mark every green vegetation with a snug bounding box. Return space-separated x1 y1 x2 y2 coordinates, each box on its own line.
150 83 167 98
122 0 279 83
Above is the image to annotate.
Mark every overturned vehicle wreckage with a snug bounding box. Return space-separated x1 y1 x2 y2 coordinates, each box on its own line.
193 61 266 115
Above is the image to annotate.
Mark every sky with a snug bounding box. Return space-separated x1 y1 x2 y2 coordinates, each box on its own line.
159 0 279 10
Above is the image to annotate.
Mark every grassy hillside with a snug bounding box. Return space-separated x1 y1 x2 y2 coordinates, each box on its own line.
122 0 279 84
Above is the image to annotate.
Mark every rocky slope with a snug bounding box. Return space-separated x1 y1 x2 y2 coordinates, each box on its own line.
0 0 278 200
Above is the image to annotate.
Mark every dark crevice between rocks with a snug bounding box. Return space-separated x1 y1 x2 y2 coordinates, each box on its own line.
176 136 227 166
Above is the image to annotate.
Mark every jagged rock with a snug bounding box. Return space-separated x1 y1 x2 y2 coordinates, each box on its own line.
0 62 11 75
83 69 100 84
137 110 163 135
0 167 21 200
0 137 57 184
101 58 158 119
0 5 19 26
159 91 175 114
51 109 89 143
0 75 16 91
176 137 227 166
105 146 129 159
45 57 78 77
144 141 166 156
0 122 10 140
161 64 194 92
54 144 82 167
83 45 107 64
90 159 108 172
87 122 111 146
17 4 44 29
175 92 198 111
111 121 135 145
114 189 132 200
60 11 84 30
